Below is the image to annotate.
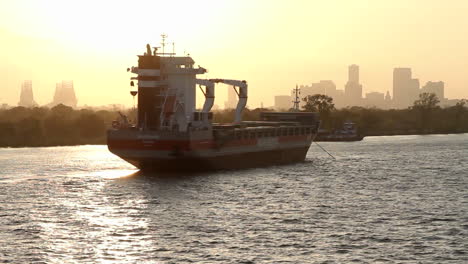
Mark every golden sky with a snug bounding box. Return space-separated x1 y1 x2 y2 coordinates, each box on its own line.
1 0 467 108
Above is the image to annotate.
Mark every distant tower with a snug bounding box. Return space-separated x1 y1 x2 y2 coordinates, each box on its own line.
344 64 363 106
18 80 37 107
385 91 391 101
52 80 77 108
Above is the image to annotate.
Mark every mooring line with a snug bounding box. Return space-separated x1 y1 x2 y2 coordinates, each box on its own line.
312 122 337 160
314 141 336 160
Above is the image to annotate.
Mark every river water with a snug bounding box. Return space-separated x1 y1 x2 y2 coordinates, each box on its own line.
0 134 467 263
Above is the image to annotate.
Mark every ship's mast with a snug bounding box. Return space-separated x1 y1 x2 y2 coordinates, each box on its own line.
157 34 176 56
161 34 167 54
292 84 301 111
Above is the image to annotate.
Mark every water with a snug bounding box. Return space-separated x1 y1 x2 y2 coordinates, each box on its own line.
0 134 467 263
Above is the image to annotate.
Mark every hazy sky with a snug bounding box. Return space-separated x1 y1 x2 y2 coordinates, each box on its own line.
1 0 467 108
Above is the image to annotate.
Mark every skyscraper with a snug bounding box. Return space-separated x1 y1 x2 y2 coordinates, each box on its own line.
348 64 359 84
51 80 77 108
365 92 385 107
393 68 420 108
274 95 292 110
224 86 237 109
18 80 37 107
344 64 362 106
421 81 444 100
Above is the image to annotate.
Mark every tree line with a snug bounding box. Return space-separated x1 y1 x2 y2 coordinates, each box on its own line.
301 93 468 136
0 104 120 147
1 93 467 147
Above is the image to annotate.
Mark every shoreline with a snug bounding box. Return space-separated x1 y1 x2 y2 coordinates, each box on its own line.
1 132 466 149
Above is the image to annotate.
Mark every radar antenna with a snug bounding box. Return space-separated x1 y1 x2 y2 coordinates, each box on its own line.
161 34 167 54
172 42 175 57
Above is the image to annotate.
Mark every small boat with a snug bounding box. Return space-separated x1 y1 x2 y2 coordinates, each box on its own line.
315 122 364 142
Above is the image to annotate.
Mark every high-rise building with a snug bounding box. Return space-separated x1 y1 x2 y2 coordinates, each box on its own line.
348 64 359 84
300 81 346 108
421 81 444 100
300 80 336 96
393 68 420 108
312 80 336 94
51 80 77 108
365 92 385 107
300 81 333 99
18 80 37 107
274 95 292 110
344 64 363 106
393 68 411 107
409 78 420 104
224 86 237 109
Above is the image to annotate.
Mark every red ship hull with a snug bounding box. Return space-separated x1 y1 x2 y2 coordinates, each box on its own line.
107 131 314 172
111 146 310 171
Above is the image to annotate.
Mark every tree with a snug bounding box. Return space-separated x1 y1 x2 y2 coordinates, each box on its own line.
75 113 106 138
412 93 440 132
452 100 467 131
413 92 440 110
16 117 44 146
302 94 335 113
0 122 16 147
302 94 335 128
51 104 74 118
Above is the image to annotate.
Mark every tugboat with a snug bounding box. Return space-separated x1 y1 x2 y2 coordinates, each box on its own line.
315 122 364 142
107 40 320 171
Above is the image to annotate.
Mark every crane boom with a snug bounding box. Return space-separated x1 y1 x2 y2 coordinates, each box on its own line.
209 78 248 123
195 79 215 113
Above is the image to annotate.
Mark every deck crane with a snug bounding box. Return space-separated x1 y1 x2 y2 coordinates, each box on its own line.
209 79 248 124
195 79 215 113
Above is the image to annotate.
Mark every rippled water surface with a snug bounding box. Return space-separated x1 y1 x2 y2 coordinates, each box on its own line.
1 134 467 263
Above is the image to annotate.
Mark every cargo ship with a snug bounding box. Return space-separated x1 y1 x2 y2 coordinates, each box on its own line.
107 42 320 171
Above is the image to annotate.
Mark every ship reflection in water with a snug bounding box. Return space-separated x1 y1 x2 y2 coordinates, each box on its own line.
1 135 468 263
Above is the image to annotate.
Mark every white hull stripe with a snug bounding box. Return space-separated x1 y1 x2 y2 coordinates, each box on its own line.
138 69 160 76
139 81 166 88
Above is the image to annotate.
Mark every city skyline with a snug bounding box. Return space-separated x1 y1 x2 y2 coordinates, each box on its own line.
5 63 465 110
1 1 468 108
273 64 461 110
